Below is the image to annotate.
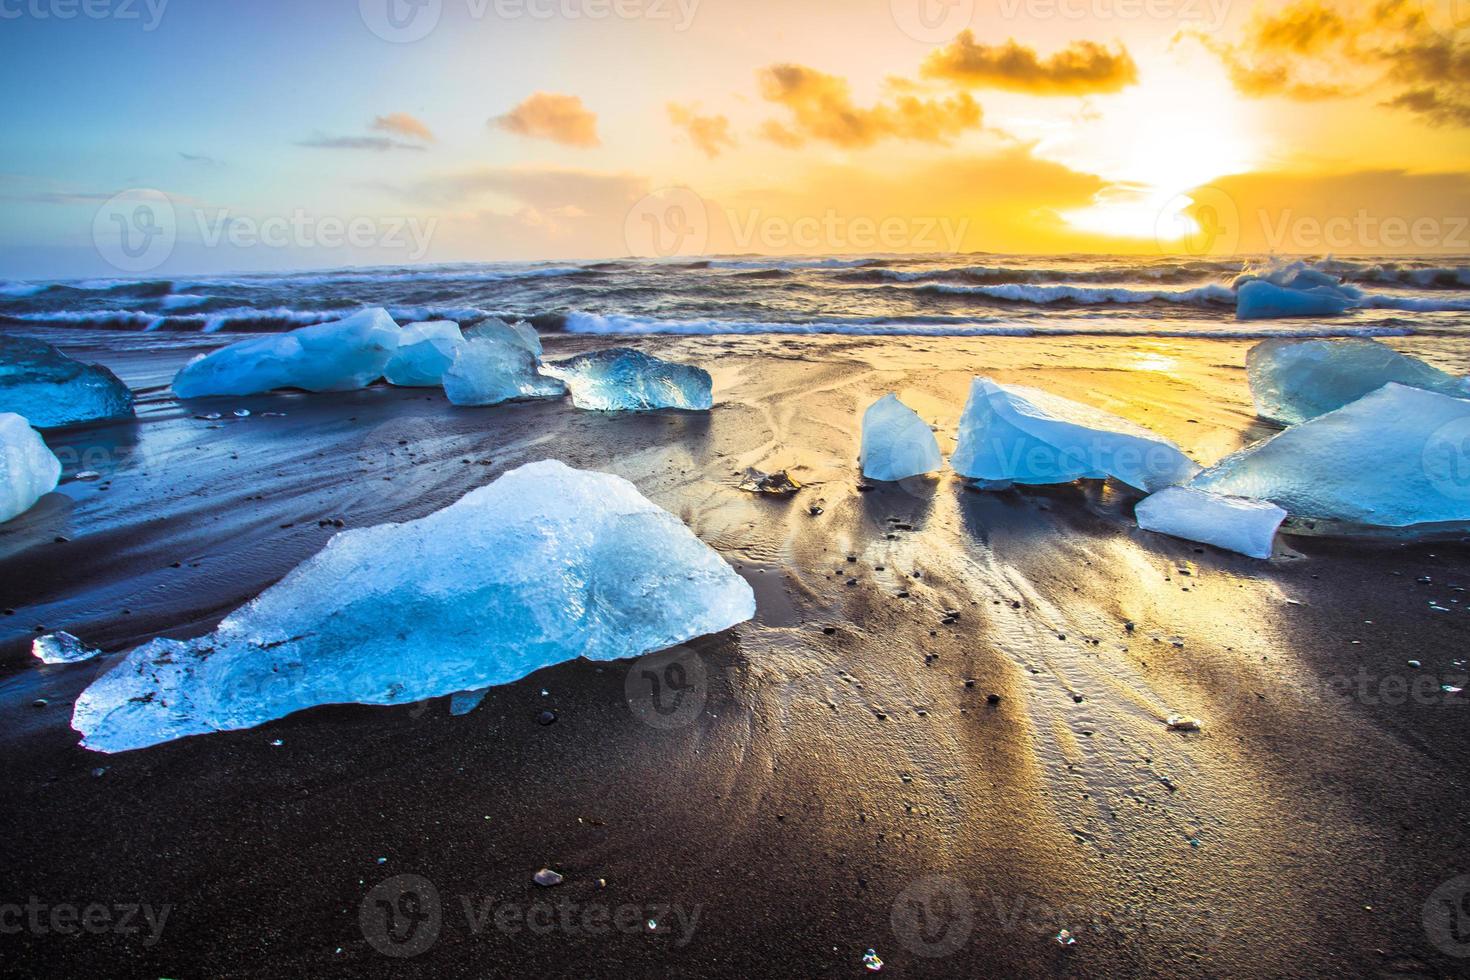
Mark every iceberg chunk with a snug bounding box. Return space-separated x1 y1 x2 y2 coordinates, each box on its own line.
442 338 566 406
0 412 61 523
1136 486 1286 559
72 459 756 753
384 320 465 387
464 317 543 359
33 631 102 664
950 378 1200 492
1247 338 1470 425
542 348 712 411
0 334 134 428
860 394 941 481
1235 280 1355 320
173 307 399 398
1192 383 1470 527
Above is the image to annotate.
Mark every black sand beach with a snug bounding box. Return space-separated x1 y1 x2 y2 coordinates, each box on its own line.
3 328 1469 977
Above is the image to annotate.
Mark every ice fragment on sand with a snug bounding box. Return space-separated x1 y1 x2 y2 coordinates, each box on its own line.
739 468 802 494
32 631 102 664
1166 714 1202 731
534 868 564 887
1135 486 1285 559
173 308 399 397
384 320 464 387
72 460 755 752
542 348 712 411
449 688 489 715
1192 383 1470 528
950 377 1200 492
0 334 134 427
0 412 61 522
860 394 941 482
1247 338 1469 425
442 337 566 406
464 317 543 359
1235 280 1355 320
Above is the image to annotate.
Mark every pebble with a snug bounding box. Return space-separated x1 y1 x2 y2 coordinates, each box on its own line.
533 868 564 887
537 710 558 726
986 693 1001 705
32 698 47 708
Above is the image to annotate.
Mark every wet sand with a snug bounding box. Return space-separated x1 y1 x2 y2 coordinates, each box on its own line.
2 328 1469 978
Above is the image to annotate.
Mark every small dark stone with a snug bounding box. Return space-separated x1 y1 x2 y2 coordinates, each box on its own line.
1125 620 1136 633
964 679 976 688
53 535 69 544
822 626 836 635
32 698 47 708
808 506 824 516
536 710 558 726
986 693 1001 705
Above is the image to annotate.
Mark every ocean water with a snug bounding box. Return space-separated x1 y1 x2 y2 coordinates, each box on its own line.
2 254 1468 339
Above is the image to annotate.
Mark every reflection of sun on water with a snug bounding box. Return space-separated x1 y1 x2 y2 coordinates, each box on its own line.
1130 353 1178 373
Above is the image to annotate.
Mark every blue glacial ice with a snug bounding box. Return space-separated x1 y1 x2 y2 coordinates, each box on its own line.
0 412 61 523
71 459 757 753
0 334 135 428
1135 486 1286 559
464 317 543 359
1192 382 1470 527
33 631 102 664
1233 261 1360 320
542 348 712 411
173 307 400 398
860 394 941 481
1247 338 1469 425
441 337 566 406
384 320 465 387
950 377 1200 492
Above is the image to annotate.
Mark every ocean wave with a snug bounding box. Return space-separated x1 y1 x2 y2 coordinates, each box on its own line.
911 282 1238 307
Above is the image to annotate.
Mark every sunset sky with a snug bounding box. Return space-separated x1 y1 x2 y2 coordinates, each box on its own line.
2 0 1468 276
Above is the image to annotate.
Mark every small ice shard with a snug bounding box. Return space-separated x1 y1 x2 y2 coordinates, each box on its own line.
1135 486 1286 559
1055 929 1076 946
385 320 465 387
1192 383 1470 528
542 348 712 411
464 317 543 359
1246 338 1470 425
0 334 135 428
32 630 102 664
0 412 61 523
441 338 566 407
739 468 802 494
860 394 941 482
72 460 756 753
862 949 884 971
534 868 564 887
1166 714 1202 731
449 688 490 716
950 377 1200 492
1235 280 1355 320
172 308 399 398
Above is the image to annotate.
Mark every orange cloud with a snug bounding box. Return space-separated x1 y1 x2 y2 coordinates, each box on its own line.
494 93 600 148
921 32 1139 95
758 64 982 149
372 112 435 143
667 103 737 158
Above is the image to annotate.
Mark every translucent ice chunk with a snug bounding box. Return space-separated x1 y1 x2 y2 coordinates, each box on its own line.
384 320 465 387
441 338 566 406
33 631 102 664
464 317 542 359
1192 382 1470 527
1235 280 1354 320
72 460 756 752
172 307 399 398
0 412 61 523
1247 338 1470 425
542 348 712 411
860 394 941 481
0 334 134 428
449 688 490 715
950 377 1200 492
1135 486 1286 559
